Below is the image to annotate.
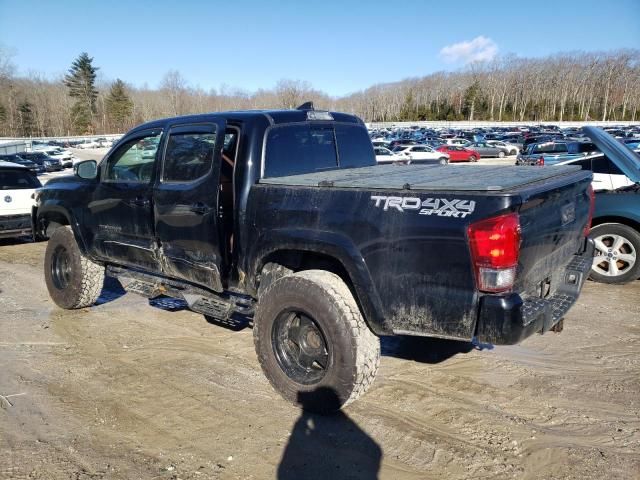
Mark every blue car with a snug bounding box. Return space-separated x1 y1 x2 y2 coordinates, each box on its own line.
586 127 640 284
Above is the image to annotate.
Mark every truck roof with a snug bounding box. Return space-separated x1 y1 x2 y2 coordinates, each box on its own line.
259 164 586 193
129 109 363 134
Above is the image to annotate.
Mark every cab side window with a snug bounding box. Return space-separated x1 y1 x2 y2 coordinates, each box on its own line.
163 129 217 183
104 131 162 183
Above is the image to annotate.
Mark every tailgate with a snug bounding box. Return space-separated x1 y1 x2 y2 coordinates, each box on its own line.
515 172 592 298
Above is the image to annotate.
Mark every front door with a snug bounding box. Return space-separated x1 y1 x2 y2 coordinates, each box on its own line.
88 128 163 272
153 121 227 292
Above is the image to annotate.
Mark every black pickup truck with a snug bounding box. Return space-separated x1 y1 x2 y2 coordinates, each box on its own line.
34 106 595 412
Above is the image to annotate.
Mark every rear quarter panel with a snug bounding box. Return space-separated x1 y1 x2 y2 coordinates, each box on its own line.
245 184 519 339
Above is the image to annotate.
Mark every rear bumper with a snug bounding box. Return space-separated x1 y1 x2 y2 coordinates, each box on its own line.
0 214 33 238
475 238 595 345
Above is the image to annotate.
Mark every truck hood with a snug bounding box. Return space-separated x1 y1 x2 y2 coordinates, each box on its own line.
583 126 640 182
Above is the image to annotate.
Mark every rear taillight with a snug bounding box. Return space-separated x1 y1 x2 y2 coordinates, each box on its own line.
536 156 545 166
468 213 521 293
584 184 595 236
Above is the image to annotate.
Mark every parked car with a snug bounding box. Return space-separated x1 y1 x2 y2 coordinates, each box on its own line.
0 154 42 173
19 151 63 172
76 139 101 149
34 105 594 412
590 185 640 284
39 148 75 168
392 145 449 164
374 146 404 163
486 140 519 156
445 138 470 147
466 142 509 158
436 145 480 162
579 126 640 284
0 161 42 239
388 139 418 149
516 141 598 165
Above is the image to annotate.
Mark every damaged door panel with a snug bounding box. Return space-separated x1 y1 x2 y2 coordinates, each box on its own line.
153 121 227 291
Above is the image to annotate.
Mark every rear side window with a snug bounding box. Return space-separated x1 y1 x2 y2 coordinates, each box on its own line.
532 143 556 154
553 144 568 153
265 124 338 178
163 129 217 183
0 170 42 189
335 124 376 169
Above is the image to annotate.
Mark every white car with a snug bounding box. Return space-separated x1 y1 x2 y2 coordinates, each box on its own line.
446 138 471 147
553 153 635 191
374 146 404 163
39 148 76 168
76 139 101 149
486 140 519 156
0 161 41 239
371 139 390 148
392 145 450 165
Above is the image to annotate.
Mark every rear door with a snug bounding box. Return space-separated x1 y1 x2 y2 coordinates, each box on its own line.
153 120 227 292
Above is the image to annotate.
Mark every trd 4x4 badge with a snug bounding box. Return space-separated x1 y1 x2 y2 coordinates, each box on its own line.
371 195 476 218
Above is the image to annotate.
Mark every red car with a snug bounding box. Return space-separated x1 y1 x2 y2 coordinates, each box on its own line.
436 145 480 162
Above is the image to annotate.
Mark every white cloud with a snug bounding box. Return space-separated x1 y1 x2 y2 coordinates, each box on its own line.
439 36 499 64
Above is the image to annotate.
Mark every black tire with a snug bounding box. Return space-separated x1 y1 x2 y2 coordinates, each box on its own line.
589 223 640 284
498 151 506 158
44 226 105 309
253 270 380 413
438 157 449 165
469 155 478 162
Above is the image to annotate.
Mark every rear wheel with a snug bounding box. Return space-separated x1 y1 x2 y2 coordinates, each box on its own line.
253 270 380 413
438 157 449 165
44 226 105 309
590 223 640 284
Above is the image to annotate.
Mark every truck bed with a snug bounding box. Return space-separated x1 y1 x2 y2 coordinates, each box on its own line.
260 164 582 192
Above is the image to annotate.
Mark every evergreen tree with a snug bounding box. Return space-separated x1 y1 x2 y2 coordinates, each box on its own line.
462 81 481 121
105 79 133 132
63 52 98 134
0 103 7 132
17 101 34 137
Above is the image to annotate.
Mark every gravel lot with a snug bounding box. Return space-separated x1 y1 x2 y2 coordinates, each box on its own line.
1 148 638 480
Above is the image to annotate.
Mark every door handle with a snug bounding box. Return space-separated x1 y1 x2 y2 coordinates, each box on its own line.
131 196 150 207
190 202 210 215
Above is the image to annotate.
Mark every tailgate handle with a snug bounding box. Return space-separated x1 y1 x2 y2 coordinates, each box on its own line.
190 202 210 215
131 196 150 207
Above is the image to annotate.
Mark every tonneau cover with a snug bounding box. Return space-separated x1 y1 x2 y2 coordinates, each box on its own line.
259 164 582 192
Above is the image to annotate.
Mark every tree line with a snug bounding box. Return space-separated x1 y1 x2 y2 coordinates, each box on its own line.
0 48 638 137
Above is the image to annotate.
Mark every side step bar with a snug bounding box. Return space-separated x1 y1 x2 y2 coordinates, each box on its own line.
106 266 255 321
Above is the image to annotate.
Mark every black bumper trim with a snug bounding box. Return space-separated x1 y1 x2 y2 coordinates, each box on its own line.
475 238 595 345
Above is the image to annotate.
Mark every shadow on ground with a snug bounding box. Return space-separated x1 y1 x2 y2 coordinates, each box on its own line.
94 276 127 306
381 335 492 364
278 387 381 480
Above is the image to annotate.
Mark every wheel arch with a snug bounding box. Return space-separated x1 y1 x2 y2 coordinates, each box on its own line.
250 231 389 335
591 215 640 233
35 205 90 255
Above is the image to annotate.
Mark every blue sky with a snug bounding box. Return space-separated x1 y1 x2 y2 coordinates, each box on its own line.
0 0 638 96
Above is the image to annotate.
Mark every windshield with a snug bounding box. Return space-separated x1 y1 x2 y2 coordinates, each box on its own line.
0 170 42 189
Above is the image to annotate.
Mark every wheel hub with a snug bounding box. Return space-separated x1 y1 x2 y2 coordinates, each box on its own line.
272 311 330 385
593 233 636 277
51 245 72 290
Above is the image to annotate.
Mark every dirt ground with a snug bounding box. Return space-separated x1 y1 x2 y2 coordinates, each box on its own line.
0 239 638 480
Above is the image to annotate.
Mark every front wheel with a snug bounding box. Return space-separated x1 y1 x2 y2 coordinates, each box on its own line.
498 151 506 158
438 157 449 165
469 155 478 162
253 270 380 413
590 223 640 284
44 226 105 309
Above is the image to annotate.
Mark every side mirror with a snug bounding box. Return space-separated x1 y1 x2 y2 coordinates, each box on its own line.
74 160 98 179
